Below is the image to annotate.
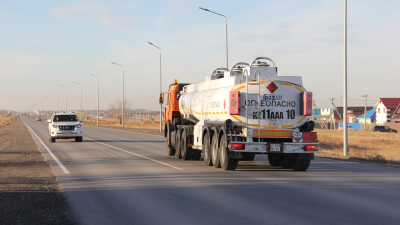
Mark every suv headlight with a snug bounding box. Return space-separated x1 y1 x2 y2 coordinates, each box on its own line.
52 124 57 128
76 124 82 129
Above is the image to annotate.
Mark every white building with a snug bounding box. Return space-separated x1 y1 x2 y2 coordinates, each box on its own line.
374 98 400 124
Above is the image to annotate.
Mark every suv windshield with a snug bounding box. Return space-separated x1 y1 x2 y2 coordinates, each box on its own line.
54 115 78 122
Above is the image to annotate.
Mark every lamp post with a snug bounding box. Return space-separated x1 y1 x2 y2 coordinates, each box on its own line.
199 7 228 68
59 85 67 112
52 91 59 112
110 62 124 128
90 74 99 126
147 41 163 132
72 81 82 119
48 93 54 114
343 0 348 156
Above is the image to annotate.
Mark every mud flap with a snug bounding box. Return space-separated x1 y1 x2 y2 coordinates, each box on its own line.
299 153 314 160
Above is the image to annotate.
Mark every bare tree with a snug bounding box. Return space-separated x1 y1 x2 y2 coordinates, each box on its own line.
108 99 132 124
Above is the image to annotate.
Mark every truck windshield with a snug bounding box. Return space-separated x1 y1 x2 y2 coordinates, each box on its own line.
54 115 78 122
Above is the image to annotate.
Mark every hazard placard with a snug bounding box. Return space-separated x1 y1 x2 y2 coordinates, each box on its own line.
394 104 400 115
293 132 302 143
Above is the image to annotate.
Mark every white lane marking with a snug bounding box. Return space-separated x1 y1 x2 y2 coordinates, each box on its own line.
24 122 70 174
84 137 183 171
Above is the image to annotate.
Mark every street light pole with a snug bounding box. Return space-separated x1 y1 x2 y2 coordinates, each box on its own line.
343 0 348 156
52 91 59 112
72 82 82 119
199 7 228 68
147 41 163 132
110 62 124 128
59 85 67 112
90 74 99 126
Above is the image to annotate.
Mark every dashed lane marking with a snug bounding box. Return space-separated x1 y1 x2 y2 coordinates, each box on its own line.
84 137 183 171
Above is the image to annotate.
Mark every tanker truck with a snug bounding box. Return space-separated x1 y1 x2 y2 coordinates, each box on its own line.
160 57 318 171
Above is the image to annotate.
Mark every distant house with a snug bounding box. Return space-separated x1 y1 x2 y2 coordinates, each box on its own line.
374 98 400 124
334 107 373 122
357 108 376 124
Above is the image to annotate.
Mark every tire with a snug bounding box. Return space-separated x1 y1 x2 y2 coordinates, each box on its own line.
166 123 175 156
268 154 281 166
192 150 201 160
175 130 182 159
211 132 221 168
181 128 193 160
293 157 311 171
49 136 55 143
75 137 82 142
219 133 238 171
243 153 255 161
203 134 213 166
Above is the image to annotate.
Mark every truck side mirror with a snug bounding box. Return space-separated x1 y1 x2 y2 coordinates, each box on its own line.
159 93 164 104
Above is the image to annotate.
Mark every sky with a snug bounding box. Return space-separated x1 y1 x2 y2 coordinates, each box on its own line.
1 0 399 112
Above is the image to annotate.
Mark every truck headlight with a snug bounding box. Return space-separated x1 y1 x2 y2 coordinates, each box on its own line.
52 124 57 128
76 124 81 129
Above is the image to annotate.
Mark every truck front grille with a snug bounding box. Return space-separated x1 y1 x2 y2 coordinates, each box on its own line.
59 125 75 131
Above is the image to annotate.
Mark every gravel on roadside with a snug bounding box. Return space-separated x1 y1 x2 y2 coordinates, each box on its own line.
0 116 76 225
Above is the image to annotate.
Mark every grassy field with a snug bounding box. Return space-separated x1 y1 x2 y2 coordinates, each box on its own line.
84 118 159 129
317 128 400 165
0 115 15 127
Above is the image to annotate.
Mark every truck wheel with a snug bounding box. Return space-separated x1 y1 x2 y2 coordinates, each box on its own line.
166 123 175 156
268 154 281 166
293 157 311 171
219 133 238 171
281 154 294 169
203 134 213 166
175 131 182 159
211 133 221 168
243 153 255 161
181 129 193 160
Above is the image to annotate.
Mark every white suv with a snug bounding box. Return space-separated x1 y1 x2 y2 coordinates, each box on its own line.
48 112 84 143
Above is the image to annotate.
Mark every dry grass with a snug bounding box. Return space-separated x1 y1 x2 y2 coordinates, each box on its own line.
0 115 16 127
84 118 159 129
316 128 400 165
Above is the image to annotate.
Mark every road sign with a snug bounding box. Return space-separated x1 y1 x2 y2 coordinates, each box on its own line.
394 104 400 115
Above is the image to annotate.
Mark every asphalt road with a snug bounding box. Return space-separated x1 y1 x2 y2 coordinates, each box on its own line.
22 117 400 225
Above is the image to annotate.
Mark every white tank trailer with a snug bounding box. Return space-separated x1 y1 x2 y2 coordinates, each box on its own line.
164 57 318 171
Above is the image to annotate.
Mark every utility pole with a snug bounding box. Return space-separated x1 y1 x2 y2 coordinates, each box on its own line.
363 94 368 131
313 100 327 129
329 98 334 129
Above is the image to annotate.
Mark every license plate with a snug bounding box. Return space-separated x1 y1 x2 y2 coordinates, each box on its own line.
270 144 281 152
63 132 72 135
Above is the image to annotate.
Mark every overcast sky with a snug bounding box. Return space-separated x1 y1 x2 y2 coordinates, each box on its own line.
1 0 399 112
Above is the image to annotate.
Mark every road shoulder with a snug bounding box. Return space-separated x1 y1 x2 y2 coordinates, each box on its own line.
0 116 76 225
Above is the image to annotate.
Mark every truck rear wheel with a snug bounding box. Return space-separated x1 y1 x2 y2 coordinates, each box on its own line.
268 154 281 166
220 133 238 171
175 131 182 159
211 133 221 168
203 134 213 166
293 157 311 171
181 129 192 160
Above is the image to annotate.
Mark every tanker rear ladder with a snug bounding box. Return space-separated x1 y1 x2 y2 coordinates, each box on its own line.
242 69 261 143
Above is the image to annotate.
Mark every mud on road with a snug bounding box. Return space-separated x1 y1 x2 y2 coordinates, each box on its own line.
0 116 76 225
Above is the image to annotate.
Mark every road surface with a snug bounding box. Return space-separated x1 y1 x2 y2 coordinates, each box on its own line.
22 117 400 225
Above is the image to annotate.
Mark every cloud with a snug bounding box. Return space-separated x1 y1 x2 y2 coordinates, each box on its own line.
50 1 134 27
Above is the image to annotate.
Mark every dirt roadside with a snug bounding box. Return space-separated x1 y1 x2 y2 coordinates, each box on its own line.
0 116 76 225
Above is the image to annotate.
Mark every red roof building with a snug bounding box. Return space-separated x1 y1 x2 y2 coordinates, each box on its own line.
374 98 400 124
